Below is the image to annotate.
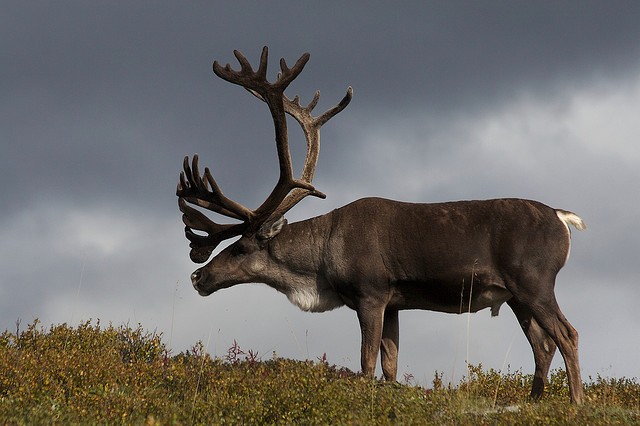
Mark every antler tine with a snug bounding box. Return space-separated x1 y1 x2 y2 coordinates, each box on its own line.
177 155 253 221
178 198 246 263
276 53 310 90
306 91 321 111
249 86 353 127
212 47 266 89
213 47 309 97
316 86 353 127
177 153 255 260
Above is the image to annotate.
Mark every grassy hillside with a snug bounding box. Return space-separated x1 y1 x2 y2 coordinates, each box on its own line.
1 320 638 425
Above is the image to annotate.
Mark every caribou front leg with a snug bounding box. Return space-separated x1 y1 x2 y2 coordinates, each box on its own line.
356 300 386 378
380 309 399 381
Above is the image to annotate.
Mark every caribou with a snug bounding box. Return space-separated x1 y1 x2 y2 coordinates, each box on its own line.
177 47 586 403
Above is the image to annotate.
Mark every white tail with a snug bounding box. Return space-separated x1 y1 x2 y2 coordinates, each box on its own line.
556 210 587 231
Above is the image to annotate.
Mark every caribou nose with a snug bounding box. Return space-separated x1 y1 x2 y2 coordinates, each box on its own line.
190 269 211 296
191 270 202 286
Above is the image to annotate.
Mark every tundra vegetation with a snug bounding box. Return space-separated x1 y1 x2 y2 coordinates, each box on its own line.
1 320 638 425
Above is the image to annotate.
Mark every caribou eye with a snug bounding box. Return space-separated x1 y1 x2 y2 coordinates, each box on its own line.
230 241 251 256
230 245 245 256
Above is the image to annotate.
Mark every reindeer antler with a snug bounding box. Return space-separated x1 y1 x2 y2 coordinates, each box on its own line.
177 47 352 262
247 87 353 217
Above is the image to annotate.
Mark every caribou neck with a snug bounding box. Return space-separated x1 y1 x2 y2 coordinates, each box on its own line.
260 214 344 312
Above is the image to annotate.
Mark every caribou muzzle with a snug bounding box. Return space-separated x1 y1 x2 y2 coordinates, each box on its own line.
190 269 211 296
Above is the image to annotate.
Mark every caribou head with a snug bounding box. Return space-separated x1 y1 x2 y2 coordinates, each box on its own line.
177 47 351 297
177 47 586 404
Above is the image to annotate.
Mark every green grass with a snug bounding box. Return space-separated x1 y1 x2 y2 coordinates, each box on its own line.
1 320 638 425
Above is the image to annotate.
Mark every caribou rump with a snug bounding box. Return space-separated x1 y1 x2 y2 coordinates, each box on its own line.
176 47 586 403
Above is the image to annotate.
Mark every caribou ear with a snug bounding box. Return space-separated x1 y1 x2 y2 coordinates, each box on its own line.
257 215 287 243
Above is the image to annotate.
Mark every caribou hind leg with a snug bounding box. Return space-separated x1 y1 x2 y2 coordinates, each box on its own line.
508 275 584 404
508 298 558 400
535 303 584 404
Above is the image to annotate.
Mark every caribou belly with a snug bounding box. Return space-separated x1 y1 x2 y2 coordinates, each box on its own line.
389 278 513 315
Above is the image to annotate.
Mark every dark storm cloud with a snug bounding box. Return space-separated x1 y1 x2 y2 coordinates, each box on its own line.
2 2 640 383
3 2 640 209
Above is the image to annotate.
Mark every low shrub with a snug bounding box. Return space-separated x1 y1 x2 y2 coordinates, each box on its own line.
0 320 637 425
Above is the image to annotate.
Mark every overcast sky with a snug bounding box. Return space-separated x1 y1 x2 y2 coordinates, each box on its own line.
2 2 640 385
